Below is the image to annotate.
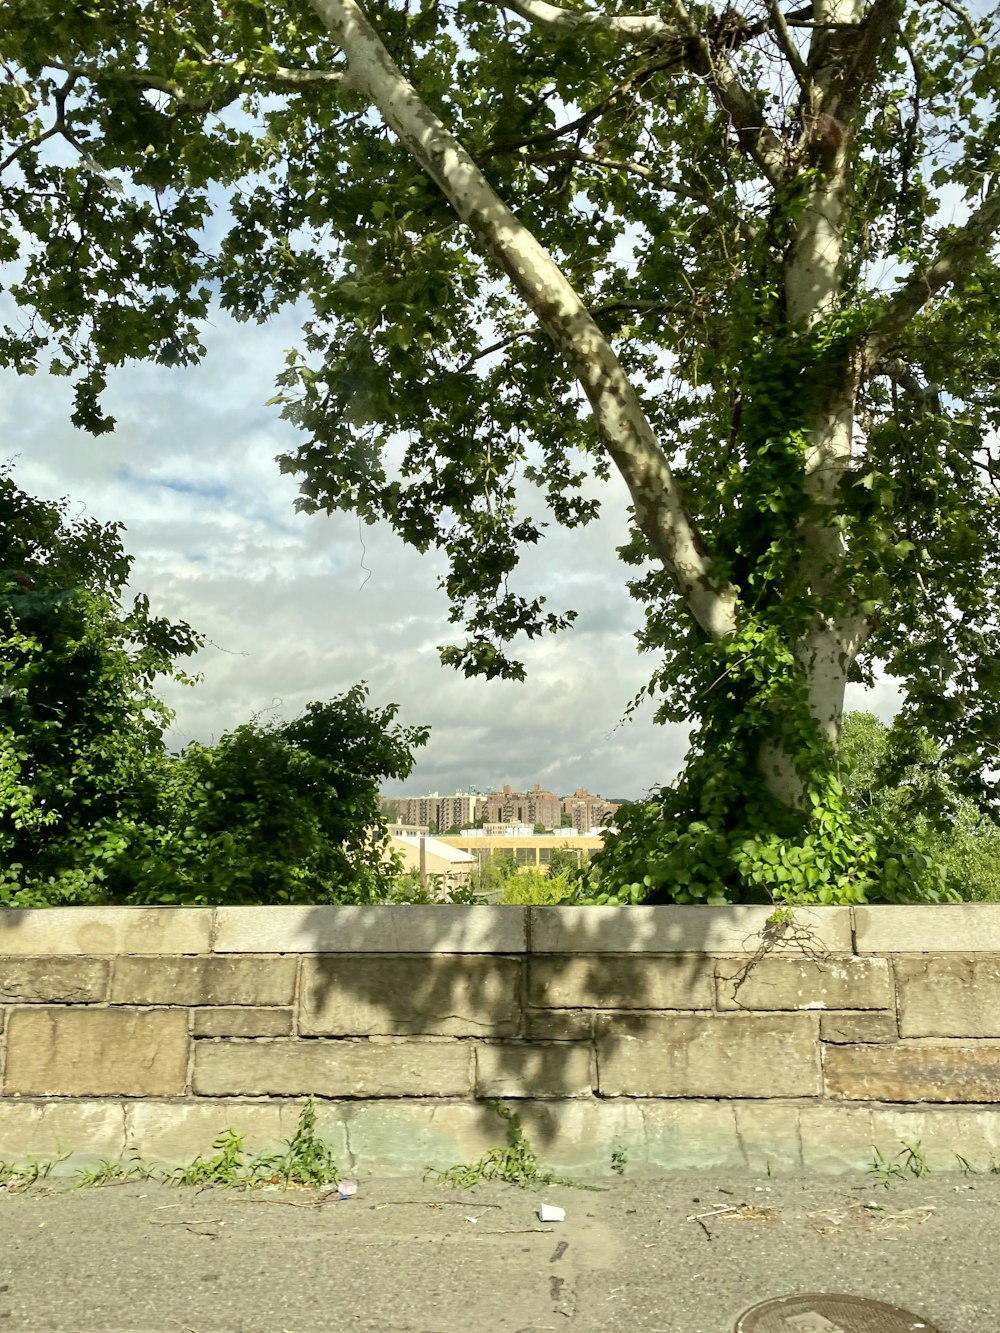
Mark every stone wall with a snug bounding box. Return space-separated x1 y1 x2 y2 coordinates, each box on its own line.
2 904 1000 1176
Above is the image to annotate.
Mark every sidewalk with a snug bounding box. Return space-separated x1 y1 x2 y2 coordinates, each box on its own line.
2 1171 997 1332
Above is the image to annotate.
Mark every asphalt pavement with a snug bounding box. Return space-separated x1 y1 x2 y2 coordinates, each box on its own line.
1 1170 998 1332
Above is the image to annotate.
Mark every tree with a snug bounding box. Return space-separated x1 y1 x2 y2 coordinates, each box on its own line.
3 0 999 901
138 689 430 904
0 465 202 903
0 468 428 905
837 711 1000 900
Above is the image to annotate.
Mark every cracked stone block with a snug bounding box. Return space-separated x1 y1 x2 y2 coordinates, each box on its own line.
0 958 110 1003
820 1011 898 1043
596 1012 821 1097
0 907 211 955
0 1099 128 1171
475 1042 593 1098
4 1007 190 1096
895 955 1000 1037
529 905 852 953
193 1037 473 1097
125 1099 328 1166
521 1009 594 1042
825 1041 1000 1101
715 956 892 1011
298 954 521 1035
111 955 297 1006
213 905 526 953
191 1007 294 1037
528 954 714 1009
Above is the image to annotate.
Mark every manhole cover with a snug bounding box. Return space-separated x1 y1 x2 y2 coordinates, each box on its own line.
735 1294 942 1333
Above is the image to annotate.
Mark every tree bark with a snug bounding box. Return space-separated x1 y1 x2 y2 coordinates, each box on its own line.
307 0 741 643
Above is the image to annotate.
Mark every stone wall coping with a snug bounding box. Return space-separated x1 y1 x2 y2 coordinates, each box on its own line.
0 908 213 956
212 905 528 953
527 905 853 953
853 905 1000 952
2 903 999 955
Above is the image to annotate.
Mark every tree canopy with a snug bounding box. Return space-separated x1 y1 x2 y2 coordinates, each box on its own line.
0 468 427 905
2 0 999 902
0 465 201 901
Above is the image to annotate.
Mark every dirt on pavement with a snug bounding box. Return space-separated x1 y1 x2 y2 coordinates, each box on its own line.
2 1171 998 1332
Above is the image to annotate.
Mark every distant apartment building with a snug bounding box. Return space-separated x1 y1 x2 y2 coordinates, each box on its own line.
437 792 480 831
481 783 562 829
383 783 622 833
387 791 484 831
394 793 441 828
562 787 620 833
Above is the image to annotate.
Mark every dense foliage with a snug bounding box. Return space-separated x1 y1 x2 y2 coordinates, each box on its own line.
3 0 999 903
581 712 1000 903
136 690 429 905
837 712 1000 902
0 467 201 903
0 471 427 905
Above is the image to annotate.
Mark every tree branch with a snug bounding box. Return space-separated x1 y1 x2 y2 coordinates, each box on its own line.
53 60 343 115
766 0 811 88
496 0 677 42
661 0 788 185
863 183 1000 371
881 359 942 413
0 70 79 175
308 0 741 642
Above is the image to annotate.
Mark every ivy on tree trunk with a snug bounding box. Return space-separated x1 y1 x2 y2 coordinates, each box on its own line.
1 0 998 901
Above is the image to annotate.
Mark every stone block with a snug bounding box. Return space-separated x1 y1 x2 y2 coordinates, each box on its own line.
521 1008 594 1042
0 1099 128 1172
191 1007 294 1037
341 1099 544 1175
854 904 1000 952
799 1104 877 1172
639 1100 745 1171
529 905 852 954
515 1098 648 1173
213 905 526 953
732 1101 805 1173
596 1013 821 1097
192 1037 473 1097
825 1041 1000 1102
0 957 109 1003
819 1011 898 1044
869 1105 1000 1172
111 955 297 1006
0 908 212 955
895 955 1000 1037
124 1099 343 1166
4 1007 190 1096
298 954 521 1036
715 956 892 1011
528 954 714 1009
474 1042 593 1098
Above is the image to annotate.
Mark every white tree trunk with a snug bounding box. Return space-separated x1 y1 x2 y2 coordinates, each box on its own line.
759 0 871 806
308 0 740 643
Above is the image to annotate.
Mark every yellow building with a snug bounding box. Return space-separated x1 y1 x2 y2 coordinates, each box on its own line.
389 835 476 894
436 834 603 873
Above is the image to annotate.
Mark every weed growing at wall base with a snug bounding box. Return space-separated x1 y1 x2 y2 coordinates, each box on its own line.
867 1141 931 1188
426 1100 584 1190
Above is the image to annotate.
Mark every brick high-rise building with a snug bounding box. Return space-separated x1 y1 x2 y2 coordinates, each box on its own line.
396 794 440 828
391 791 483 831
482 783 562 829
561 787 619 832
437 792 480 831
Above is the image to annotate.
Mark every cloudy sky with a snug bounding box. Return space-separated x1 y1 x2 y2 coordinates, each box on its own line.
3 302 900 802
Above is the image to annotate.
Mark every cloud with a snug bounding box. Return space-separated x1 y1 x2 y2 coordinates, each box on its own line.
4 303 897 802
